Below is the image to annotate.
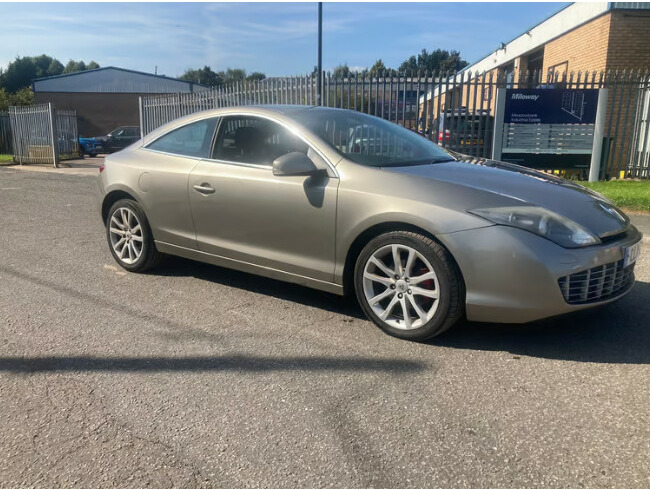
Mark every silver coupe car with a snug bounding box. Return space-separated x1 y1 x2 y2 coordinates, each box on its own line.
97 106 642 341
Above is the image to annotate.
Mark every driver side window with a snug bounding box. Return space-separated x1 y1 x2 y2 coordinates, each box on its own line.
212 116 308 166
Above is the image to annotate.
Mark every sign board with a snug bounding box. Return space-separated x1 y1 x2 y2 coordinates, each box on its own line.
504 89 598 125
493 88 602 170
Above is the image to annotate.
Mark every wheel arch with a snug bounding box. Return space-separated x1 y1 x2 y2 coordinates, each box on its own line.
101 188 142 224
341 221 465 297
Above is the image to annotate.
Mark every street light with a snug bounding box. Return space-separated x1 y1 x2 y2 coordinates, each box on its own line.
317 2 322 106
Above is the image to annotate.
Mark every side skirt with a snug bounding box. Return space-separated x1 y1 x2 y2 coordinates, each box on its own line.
155 241 344 296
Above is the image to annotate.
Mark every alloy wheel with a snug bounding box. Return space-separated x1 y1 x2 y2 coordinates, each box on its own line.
362 244 441 330
109 207 144 265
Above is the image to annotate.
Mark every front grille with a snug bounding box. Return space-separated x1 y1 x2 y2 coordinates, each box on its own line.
558 259 635 304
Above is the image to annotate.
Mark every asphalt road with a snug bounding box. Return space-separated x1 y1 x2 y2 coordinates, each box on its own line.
1 166 649 488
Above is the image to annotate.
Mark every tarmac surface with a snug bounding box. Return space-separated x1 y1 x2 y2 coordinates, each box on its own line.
0 165 649 487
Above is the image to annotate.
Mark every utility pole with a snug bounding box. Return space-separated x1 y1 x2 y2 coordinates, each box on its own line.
316 2 322 106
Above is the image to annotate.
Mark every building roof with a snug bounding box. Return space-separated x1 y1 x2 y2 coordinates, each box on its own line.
462 2 650 75
33 66 209 94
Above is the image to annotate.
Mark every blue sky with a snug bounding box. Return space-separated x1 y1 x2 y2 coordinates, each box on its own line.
0 2 567 78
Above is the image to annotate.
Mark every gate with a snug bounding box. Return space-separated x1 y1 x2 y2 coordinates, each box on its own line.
8 103 80 167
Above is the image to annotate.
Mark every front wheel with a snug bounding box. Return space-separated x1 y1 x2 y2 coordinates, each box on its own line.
106 199 161 272
354 231 463 341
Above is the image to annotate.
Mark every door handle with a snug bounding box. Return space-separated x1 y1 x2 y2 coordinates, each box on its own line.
193 183 215 195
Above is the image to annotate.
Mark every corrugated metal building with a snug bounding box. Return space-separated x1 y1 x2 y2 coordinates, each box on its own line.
33 66 208 137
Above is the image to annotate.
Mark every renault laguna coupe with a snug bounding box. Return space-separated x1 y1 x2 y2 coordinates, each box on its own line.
97 106 642 341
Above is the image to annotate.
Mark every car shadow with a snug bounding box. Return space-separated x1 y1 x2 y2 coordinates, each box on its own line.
156 255 366 319
434 281 650 365
157 257 650 365
0 354 424 374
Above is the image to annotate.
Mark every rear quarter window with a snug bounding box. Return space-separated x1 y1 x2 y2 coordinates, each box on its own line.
146 118 219 158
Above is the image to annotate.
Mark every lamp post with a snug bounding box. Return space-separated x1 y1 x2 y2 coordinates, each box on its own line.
317 2 322 106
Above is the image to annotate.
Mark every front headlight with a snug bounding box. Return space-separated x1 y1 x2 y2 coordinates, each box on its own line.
469 206 600 248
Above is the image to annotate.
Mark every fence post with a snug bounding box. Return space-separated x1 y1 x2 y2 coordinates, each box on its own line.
138 96 144 138
48 103 59 168
492 88 506 161
589 88 609 182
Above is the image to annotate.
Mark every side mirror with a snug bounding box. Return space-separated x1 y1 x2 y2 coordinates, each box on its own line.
272 152 321 177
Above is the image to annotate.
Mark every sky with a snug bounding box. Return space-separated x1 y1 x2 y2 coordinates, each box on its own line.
0 2 568 78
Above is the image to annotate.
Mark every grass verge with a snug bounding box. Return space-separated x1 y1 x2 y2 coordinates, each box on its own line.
578 180 650 214
0 154 14 164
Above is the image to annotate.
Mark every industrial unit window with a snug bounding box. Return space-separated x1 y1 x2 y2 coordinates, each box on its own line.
547 61 569 84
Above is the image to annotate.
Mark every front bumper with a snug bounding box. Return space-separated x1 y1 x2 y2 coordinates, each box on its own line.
438 224 642 323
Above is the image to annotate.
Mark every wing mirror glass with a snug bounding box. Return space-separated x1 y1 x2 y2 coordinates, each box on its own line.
272 152 322 177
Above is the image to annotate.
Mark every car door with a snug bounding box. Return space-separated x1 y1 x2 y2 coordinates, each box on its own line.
187 115 339 283
138 116 219 249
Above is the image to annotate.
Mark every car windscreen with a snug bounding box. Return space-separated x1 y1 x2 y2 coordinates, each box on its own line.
292 108 454 167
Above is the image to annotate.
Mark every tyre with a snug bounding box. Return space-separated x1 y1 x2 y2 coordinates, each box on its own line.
354 231 463 341
106 199 161 272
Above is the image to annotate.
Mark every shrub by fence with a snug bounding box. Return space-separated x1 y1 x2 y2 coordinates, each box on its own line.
0 112 11 155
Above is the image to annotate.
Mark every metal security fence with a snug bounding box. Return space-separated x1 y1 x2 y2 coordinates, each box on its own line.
0 112 11 155
140 77 320 136
140 69 650 180
8 103 80 167
55 110 80 160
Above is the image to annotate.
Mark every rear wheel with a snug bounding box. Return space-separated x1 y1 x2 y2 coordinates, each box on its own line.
354 231 463 341
106 199 161 272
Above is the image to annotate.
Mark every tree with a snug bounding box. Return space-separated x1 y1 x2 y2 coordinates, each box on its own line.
47 59 65 77
179 66 224 87
246 72 266 82
332 64 351 79
87 61 100 70
63 60 87 74
368 59 398 77
398 49 468 75
32 55 55 78
0 57 38 93
223 68 246 85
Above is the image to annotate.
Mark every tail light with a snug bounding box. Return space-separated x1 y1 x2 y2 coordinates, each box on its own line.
99 164 105 173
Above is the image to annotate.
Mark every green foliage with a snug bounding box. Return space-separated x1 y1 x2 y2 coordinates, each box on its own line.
1 57 37 93
398 49 468 75
47 59 64 76
578 181 650 213
246 72 266 82
224 68 246 84
179 66 224 87
332 64 351 79
0 87 35 111
328 49 469 80
179 66 266 87
63 60 86 74
0 55 99 94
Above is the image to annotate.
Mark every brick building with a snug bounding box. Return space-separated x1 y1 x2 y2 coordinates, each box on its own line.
467 2 650 86
422 2 650 118
33 67 208 137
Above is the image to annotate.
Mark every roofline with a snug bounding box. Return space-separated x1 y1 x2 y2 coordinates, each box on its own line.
32 66 209 89
460 2 573 73
459 2 616 73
